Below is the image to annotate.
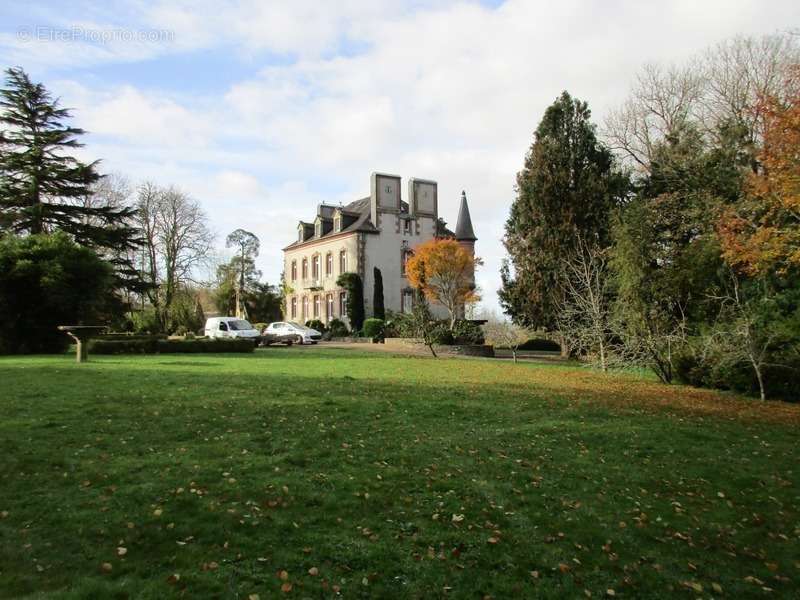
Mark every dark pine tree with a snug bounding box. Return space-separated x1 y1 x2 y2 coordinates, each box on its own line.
0 67 140 256
373 267 385 320
499 91 628 331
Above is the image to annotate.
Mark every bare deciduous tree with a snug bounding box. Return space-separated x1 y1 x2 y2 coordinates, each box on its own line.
605 62 704 169
482 319 530 363
557 236 613 371
605 32 799 171
709 272 777 401
135 182 213 331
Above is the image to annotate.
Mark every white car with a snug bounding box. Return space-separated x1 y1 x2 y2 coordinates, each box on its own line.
204 317 261 343
262 321 322 345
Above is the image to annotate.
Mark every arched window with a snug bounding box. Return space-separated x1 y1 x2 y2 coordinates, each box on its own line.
302 296 309 319
291 260 297 281
302 258 308 279
313 295 321 317
326 252 333 276
326 293 334 319
291 297 297 318
339 249 347 273
339 291 347 319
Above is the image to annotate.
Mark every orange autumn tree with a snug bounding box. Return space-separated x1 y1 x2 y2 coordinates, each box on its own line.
405 238 482 329
719 65 800 275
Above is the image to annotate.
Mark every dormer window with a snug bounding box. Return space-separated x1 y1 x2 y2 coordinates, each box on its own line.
315 220 322 237
334 213 342 232
298 223 304 242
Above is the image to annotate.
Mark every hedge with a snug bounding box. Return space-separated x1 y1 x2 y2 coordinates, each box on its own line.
518 338 561 351
96 333 168 341
89 338 255 354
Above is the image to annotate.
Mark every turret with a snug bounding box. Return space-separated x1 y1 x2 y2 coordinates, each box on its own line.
455 190 477 247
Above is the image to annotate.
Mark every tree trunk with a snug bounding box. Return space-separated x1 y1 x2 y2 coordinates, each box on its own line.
558 332 569 358
512 349 517 364
752 360 766 401
598 336 607 372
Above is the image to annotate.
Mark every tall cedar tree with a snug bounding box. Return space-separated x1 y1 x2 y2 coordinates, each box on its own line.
0 67 140 258
499 91 628 330
373 267 385 320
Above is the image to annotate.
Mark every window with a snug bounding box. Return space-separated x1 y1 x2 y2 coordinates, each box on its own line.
326 294 334 319
334 215 341 232
313 295 320 317
339 249 347 273
291 260 297 281
302 297 309 319
302 258 308 279
401 249 413 275
219 322 228 331
339 291 347 318
315 220 321 237
312 255 320 279
404 219 412 234
326 252 333 276
291 297 297 319
402 289 414 314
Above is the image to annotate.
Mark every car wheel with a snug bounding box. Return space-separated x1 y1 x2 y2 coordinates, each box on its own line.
295 335 304 345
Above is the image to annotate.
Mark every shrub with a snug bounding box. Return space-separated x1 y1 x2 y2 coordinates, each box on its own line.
518 338 561 351
0 232 114 354
429 323 454 345
305 319 326 332
452 320 485 345
89 338 255 354
130 309 160 334
363 318 385 341
253 323 267 333
327 318 349 337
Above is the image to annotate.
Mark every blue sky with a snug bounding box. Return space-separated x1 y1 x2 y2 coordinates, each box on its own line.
1 0 797 315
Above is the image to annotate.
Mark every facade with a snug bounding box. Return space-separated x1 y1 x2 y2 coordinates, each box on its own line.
282 172 477 326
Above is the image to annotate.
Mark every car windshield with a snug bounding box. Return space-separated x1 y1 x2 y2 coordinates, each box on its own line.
228 319 254 331
287 322 306 330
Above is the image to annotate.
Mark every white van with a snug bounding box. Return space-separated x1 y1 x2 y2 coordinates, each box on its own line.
204 317 261 343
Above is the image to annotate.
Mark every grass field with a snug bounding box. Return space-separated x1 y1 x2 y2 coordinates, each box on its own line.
1 348 798 599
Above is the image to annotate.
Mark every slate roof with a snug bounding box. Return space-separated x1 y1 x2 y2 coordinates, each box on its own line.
284 195 459 250
454 191 477 241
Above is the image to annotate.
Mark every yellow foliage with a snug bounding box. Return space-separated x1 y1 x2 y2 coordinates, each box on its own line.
405 238 482 322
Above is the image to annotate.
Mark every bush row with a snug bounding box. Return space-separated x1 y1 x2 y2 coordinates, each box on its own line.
518 338 561 352
89 338 255 354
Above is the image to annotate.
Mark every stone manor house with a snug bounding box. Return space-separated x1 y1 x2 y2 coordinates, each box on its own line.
282 172 477 326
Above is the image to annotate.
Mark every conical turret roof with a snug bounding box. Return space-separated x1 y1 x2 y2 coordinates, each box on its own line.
455 190 477 241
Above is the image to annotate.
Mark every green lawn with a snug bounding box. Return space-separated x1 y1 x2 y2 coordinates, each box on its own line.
1 348 798 599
